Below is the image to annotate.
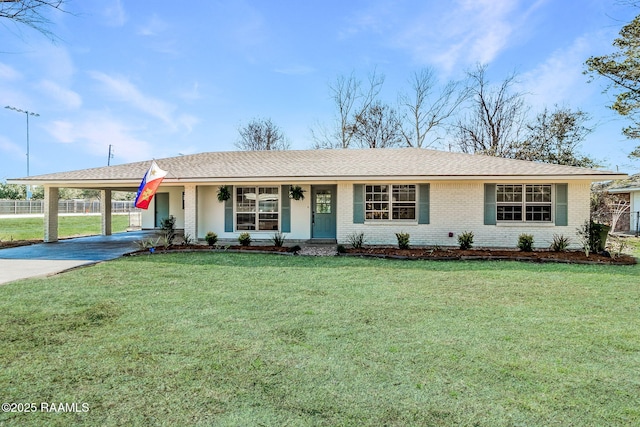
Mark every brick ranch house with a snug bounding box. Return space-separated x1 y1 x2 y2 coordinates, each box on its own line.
9 148 627 248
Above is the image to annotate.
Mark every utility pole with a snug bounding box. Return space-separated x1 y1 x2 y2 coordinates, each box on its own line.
5 106 39 199
108 144 114 166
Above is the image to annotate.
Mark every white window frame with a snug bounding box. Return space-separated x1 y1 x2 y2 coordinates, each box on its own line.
235 186 279 231
365 184 417 222
496 184 553 223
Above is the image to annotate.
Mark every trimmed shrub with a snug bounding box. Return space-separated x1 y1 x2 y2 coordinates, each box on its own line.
238 232 251 246
458 231 474 250
517 233 534 252
396 232 410 250
205 231 218 246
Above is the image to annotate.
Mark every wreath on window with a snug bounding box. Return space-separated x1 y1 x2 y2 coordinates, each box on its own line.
289 185 305 201
217 185 231 202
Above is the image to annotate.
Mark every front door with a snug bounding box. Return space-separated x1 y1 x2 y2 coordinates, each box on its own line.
311 185 336 239
154 193 170 228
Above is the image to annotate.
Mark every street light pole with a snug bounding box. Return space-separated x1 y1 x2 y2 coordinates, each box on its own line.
5 106 39 199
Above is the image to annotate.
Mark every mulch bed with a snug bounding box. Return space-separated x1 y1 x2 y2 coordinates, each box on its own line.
0 240 41 249
342 247 637 265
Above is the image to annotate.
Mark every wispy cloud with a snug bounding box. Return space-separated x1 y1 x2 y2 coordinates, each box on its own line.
48 114 152 162
0 63 21 81
138 14 169 36
518 31 609 110
89 71 179 128
103 0 127 27
385 0 547 71
37 80 82 110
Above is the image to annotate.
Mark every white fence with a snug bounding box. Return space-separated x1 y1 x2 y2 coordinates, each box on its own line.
0 199 137 215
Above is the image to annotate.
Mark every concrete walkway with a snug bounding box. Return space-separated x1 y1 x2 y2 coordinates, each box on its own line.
0 231 155 285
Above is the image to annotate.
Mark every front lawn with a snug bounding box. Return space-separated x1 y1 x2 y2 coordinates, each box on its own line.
0 215 130 241
0 253 638 426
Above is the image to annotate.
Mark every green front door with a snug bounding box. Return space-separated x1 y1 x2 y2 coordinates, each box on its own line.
154 193 170 228
312 186 336 239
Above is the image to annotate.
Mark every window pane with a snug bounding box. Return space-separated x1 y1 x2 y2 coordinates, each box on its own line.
392 204 416 220
259 213 278 230
392 185 416 202
526 205 552 221
316 191 332 214
497 205 522 221
236 213 256 230
258 187 279 213
526 185 551 203
236 187 256 212
497 185 522 203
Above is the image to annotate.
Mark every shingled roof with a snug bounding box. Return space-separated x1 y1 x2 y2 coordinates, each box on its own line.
9 148 626 188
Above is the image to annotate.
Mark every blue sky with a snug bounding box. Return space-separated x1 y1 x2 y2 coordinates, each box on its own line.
1 0 639 181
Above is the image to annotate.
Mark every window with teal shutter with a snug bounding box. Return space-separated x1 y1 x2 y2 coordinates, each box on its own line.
554 184 568 226
353 184 364 223
484 184 497 225
418 184 430 224
281 185 291 232
224 185 234 232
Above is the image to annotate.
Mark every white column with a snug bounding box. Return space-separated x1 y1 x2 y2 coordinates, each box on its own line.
183 185 198 239
44 186 59 243
101 189 112 236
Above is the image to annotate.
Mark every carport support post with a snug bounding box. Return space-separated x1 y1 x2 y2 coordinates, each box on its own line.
44 186 59 243
184 184 197 241
101 189 112 236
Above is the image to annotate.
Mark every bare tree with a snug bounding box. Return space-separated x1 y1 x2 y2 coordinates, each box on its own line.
398 68 469 148
454 64 529 157
235 117 290 151
0 0 67 41
515 106 597 167
351 101 403 148
312 69 384 149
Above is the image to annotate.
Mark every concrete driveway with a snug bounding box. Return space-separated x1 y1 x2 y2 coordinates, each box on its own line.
0 231 156 285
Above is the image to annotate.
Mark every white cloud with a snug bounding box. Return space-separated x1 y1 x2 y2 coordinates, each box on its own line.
103 0 127 27
37 80 82 110
518 31 607 109
48 115 152 162
0 136 24 157
89 71 178 128
391 0 546 71
0 63 21 81
138 14 168 36
178 82 202 102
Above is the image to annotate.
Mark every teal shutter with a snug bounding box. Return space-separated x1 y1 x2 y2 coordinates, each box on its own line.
353 184 364 224
418 184 430 224
224 185 234 232
555 184 568 226
484 184 496 225
281 185 291 233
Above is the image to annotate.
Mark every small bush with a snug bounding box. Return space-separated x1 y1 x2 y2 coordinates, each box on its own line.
160 216 176 246
182 233 194 246
272 232 286 247
550 234 570 252
205 231 218 246
238 232 251 246
396 232 410 250
336 244 346 254
517 233 534 252
458 231 474 250
347 232 366 249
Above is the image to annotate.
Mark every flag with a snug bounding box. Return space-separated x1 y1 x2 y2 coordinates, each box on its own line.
134 160 167 209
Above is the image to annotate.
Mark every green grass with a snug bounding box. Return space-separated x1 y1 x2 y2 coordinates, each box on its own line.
0 215 130 241
0 253 639 426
